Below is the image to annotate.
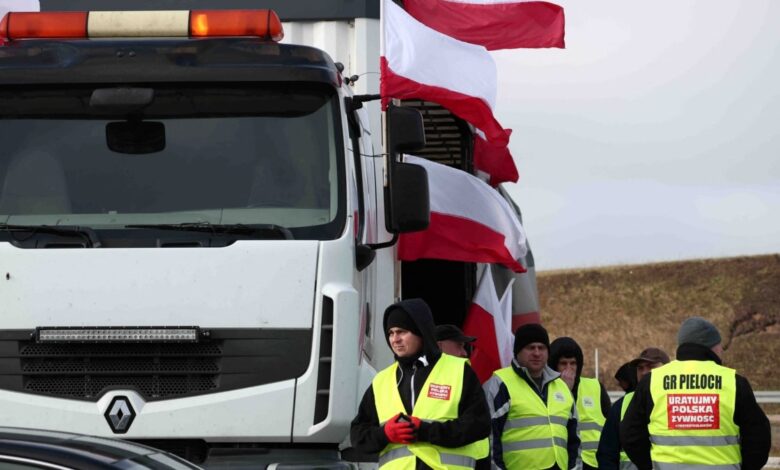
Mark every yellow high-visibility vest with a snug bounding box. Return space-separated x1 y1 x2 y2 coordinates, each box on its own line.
619 392 638 470
372 354 489 470
649 360 740 470
576 376 606 467
494 367 573 470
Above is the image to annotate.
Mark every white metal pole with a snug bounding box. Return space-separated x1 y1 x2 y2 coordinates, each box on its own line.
595 348 599 381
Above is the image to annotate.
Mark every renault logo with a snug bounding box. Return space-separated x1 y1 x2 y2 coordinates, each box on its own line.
104 396 136 434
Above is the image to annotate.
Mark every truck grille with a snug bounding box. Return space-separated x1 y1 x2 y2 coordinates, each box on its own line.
20 343 220 399
0 329 311 402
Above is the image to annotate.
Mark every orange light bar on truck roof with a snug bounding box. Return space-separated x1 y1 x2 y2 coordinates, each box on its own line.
0 12 87 39
0 9 283 42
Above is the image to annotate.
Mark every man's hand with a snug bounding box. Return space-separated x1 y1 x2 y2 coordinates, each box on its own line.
384 413 415 444
408 415 424 441
560 368 576 390
409 415 422 430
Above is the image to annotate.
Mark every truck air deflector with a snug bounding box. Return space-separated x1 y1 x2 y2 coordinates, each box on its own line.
0 40 339 86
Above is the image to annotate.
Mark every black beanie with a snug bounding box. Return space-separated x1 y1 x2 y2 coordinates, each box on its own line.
385 308 422 337
513 323 550 355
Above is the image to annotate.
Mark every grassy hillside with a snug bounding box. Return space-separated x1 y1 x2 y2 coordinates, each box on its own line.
538 254 780 391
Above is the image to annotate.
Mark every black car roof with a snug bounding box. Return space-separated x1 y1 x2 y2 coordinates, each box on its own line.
0 427 200 469
0 38 340 87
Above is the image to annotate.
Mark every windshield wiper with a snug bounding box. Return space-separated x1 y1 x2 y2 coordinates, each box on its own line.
125 223 294 240
0 224 102 248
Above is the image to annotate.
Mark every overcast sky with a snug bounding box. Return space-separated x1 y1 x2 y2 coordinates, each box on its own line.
496 0 780 270
3 0 778 271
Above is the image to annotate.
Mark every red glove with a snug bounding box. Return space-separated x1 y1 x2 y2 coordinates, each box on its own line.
409 415 422 431
409 416 424 441
384 413 415 444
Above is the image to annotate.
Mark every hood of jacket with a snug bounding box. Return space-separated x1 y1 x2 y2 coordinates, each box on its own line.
676 342 722 365
548 336 584 377
383 298 441 364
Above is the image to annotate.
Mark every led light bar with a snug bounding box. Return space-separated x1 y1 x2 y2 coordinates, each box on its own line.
36 327 199 343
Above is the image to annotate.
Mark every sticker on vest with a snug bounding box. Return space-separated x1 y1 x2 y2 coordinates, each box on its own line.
583 396 594 408
427 383 452 400
553 391 566 402
667 394 720 430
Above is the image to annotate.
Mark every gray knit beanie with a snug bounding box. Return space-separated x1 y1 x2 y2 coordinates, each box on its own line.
677 316 722 348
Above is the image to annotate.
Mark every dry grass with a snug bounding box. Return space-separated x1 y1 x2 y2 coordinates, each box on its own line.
538 254 780 391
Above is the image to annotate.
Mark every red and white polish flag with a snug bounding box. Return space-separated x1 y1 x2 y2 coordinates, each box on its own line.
381 0 510 146
398 155 527 272
492 261 541 331
474 129 519 186
403 0 565 51
463 266 515 383
494 187 541 328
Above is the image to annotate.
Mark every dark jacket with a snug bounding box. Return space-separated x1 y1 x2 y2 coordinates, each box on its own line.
349 299 492 469
596 395 629 470
620 343 772 470
483 360 580 470
549 337 585 377
548 337 612 419
548 337 611 470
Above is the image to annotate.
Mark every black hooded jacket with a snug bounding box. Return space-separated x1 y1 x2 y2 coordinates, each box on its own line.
548 337 611 419
548 337 611 470
620 343 771 470
349 299 491 469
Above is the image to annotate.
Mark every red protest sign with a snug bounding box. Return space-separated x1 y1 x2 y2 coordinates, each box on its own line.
427 383 452 401
667 394 720 430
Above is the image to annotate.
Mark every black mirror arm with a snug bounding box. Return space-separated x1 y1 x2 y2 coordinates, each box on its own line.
366 233 399 251
356 243 377 271
349 94 381 111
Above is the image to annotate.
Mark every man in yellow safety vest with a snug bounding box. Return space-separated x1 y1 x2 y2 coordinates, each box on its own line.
548 337 611 470
621 316 771 470
483 323 579 469
350 299 491 469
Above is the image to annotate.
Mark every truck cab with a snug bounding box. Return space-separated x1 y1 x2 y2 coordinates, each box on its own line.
0 8 431 467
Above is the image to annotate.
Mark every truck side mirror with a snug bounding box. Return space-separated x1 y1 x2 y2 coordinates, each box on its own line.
385 105 430 233
387 105 426 154
386 162 429 233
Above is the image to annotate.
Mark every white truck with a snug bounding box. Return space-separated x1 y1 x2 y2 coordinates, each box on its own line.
0 2 522 467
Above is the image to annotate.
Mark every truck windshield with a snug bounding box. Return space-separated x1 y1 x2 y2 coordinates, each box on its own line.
0 84 345 242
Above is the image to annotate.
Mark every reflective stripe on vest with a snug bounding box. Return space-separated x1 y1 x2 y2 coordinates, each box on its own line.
649 360 740 469
372 354 489 469
620 460 639 470
495 367 573 470
377 446 477 469
619 392 638 470
506 415 568 428
653 464 741 470
650 435 740 446
577 377 606 466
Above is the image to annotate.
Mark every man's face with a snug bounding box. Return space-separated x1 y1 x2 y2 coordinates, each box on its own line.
388 327 423 358
516 342 548 377
556 357 578 376
636 361 664 380
438 339 469 358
